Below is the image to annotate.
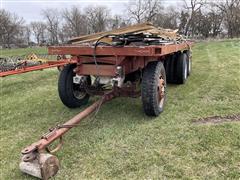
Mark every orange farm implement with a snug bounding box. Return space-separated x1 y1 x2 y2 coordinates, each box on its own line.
0 54 76 77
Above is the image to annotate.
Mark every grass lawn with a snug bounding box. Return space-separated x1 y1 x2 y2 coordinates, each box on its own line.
0 40 240 179
0 47 47 57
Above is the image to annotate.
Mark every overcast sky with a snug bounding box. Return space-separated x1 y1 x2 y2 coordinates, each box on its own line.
1 0 184 23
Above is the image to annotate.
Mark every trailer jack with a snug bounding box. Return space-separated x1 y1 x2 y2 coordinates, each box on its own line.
19 85 140 179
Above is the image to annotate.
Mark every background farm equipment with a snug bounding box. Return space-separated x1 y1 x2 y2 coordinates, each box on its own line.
0 54 74 77
0 55 41 72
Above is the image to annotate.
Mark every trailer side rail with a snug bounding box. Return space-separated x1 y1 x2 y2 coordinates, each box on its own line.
48 43 190 56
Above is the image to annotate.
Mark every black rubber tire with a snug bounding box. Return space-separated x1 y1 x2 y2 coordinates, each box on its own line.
175 53 188 84
165 55 172 83
58 64 90 108
165 54 177 83
141 61 167 117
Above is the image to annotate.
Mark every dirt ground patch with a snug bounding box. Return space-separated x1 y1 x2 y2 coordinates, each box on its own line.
193 114 240 125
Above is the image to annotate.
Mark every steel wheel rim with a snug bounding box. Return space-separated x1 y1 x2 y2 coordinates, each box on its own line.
72 77 87 100
73 90 87 99
158 75 165 108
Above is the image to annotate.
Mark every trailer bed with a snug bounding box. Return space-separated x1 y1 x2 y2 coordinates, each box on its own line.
48 43 190 57
48 42 191 77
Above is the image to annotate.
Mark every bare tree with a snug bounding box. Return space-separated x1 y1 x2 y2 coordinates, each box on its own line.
23 25 31 46
182 0 206 36
109 15 128 29
13 25 31 47
0 9 25 48
62 6 88 38
179 2 224 38
154 6 179 29
58 24 71 44
179 11 189 34
126 0 161 23
85 5 110 33
194 10 211 38
214 0 240 38
42 9 60 45
31 21 46 45
208 6 224 37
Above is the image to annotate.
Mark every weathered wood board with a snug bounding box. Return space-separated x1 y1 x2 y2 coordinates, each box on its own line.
69 22 182 45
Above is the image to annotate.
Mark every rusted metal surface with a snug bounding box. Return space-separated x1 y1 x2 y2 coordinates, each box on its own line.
121 56 148 74
21 98 107 155
75 64 116 76
75 57 146 77
48 43 190 57
21 85 140 154
48 43 191 78
77 56 120 65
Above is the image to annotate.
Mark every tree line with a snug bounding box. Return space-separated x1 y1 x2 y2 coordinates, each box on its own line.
0 0 239 48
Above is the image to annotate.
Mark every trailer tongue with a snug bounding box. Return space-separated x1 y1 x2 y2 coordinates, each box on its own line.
19 85 140 179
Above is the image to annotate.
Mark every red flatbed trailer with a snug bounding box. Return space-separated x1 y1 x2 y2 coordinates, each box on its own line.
48 43 191 77
19 42 192 179
48 43 189 56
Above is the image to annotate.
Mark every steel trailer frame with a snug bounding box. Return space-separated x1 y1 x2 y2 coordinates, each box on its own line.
19 42 192 179
48 43 190 77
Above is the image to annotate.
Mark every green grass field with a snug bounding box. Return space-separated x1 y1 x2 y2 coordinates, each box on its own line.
1 47 47 57
0 40 240 179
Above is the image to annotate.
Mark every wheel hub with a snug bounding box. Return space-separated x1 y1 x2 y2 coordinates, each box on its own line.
73 89 87 99
73 76 88 99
